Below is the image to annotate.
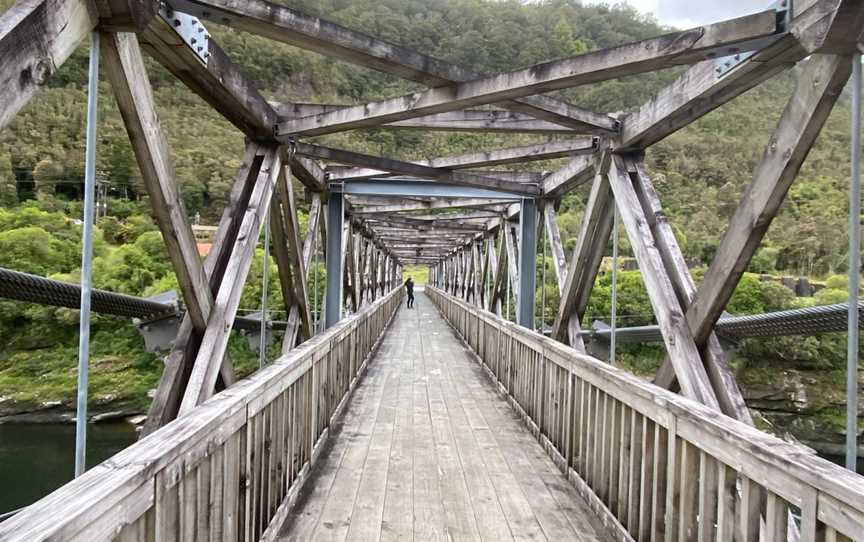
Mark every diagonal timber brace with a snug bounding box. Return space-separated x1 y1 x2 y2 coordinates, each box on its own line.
550 155 615 351
282 193 323 352
170 0 618 133
653 54 854 403
179 145 282 414
104 31 247 436
606 154 720 409
276 10 782 137
623 156 748 421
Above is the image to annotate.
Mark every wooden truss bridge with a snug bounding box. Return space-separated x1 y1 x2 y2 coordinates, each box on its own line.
0 0 863 540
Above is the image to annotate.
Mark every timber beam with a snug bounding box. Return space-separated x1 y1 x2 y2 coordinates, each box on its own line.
607 154 720 408
347 198 509 215
293 142 539 196
541 155 597 198
136 6 276 141
179 145 282 413
687 53 852 346
654 53 853 397
170 0 619 133
625 156 747 420
277 105 582 134
0 0 98 132
105 30 237 435
327 138 598 181
551 155 614 349
275 10 783 137
619 0 861 151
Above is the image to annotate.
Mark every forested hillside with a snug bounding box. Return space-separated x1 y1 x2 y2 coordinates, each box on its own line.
0 0 859 451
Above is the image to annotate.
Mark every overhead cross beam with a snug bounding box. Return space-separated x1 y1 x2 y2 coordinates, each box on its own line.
294 142 539 196
327 138 598 181
348 198 509 215
170 0 619 133
278 105 581 134
275 11 782 137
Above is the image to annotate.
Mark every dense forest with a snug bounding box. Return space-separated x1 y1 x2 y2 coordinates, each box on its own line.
0 0 860 451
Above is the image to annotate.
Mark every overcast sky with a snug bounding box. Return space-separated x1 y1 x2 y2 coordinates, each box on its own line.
587 1 768 28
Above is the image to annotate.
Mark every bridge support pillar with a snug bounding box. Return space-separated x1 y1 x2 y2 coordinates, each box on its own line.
325 187 344 329
517 198 537 328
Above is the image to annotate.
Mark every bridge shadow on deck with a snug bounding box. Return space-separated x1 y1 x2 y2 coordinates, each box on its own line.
278 291 604 541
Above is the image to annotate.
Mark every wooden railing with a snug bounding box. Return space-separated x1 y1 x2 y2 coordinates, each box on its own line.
427 286 864 542
0 288 403 542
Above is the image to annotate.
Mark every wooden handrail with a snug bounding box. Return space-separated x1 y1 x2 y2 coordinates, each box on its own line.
427 286 864 542
0 288 403 541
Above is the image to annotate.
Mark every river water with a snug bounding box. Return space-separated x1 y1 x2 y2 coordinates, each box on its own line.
0 422 137 516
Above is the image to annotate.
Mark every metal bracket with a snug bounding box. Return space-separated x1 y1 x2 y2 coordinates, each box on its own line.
159 2 210 65
132 291 182 353
134 314 183 353
714 0 791 78
237 310 273 353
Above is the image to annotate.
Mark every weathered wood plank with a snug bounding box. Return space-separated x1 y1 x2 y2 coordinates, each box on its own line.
328 138 597 180
619 35 805 151
293 142 539 196
275 11 781 136
489 229 506 315
280 106 582 134
349 198 507 215
624 157 751 422
278 166 313 339
503 221 520 312
136 6 276 141
652 54 852 371
0 0 97 132
542 155 597 198
172 0 619 133
103 31 212 331
179 146 282 412
544 205 568 295
141 143 266 436
278 191 321 352
550 158 614 350
606 154 719 408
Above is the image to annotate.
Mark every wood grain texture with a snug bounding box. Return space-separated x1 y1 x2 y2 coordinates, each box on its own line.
0 0 97 132
278 292 604 541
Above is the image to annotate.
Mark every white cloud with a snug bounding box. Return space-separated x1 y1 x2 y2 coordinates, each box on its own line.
584 0 767 28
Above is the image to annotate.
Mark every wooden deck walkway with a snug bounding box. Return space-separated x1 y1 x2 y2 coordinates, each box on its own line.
278 290 604 541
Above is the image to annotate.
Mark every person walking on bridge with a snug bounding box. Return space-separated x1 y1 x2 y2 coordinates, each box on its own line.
405 277 415 308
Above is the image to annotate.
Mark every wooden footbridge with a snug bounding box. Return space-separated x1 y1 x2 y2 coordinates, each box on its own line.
1 0 864 539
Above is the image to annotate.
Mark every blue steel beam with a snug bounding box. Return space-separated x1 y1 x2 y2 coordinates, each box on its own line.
517 198 537 328
325 188 345 328
337 178 524 200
